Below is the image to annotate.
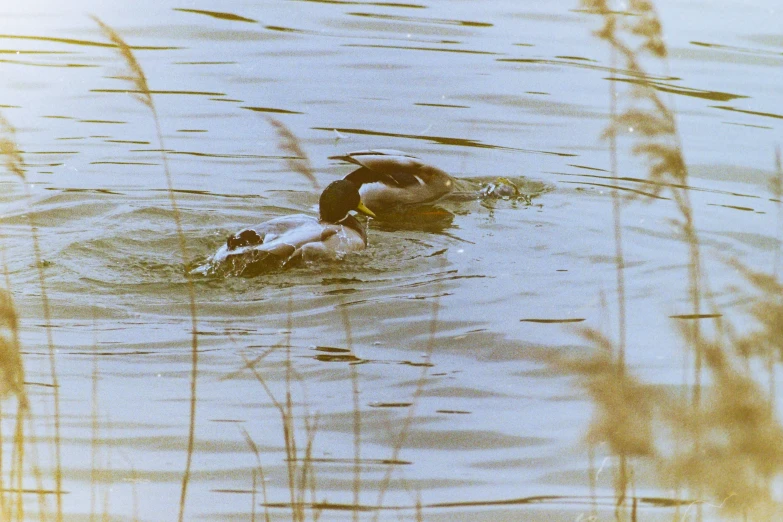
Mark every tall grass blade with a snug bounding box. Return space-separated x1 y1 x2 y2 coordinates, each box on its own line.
338 297 362 519
267 117 319 191
0 291 25 403
373 262 442 521
90 17 153 110
240 426 271 522
0 112 60 520
582 3 783 519
90 18 201 522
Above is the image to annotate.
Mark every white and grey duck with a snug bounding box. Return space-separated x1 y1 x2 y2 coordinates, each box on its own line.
196 179 376 277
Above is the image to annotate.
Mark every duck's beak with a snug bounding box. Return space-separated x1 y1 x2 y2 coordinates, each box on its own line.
356 201 376 218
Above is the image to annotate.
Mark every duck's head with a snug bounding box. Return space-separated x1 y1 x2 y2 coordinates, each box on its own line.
319 179 376 223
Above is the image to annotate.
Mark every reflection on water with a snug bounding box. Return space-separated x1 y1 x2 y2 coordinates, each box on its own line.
0 0 781 520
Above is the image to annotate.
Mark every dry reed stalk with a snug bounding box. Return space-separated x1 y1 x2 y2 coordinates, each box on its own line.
0 292 24 409
0 269 6 518
117 455 140 522
90 336 100 522
372 265 442 522
100 412 116 522
240 297 354 521
0 243 16 520
338 295 362 520
251 469 257 522
351 358 362 518
239 311 326 522
666 334 783 518
299 413 320 520
602 8 631 514
351 361 361 520
101 479 110 522
267 117 319 191
582 3 783 520
769 147 783 407
663 121 783 522
240 350 306 522
15 404 48 521
12 407 24 521
773 147 782 277
736 266 783 361
581 0 708 517
566 329 656 452
283 294 301 521
588 445 598 519
241 426 271 522
90 18 200 522
0 405 4 518
606 24 627 372
0 252 30 522
0 112 60 520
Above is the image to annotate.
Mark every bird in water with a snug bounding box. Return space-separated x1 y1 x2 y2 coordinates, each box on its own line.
193 179 375 277
330 149 456 214
330 149 525 215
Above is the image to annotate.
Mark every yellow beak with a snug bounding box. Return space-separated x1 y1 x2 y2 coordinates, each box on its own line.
356 201 376 218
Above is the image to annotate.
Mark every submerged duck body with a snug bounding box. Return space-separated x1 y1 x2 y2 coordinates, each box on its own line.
331 150 455 213
195 179 375 277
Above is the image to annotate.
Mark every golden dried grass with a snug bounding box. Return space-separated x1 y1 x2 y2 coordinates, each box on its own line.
267 117 319 191
90 17 199 522
577 2 783 520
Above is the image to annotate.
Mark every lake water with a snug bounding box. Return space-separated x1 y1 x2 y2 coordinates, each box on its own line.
1 0 781 520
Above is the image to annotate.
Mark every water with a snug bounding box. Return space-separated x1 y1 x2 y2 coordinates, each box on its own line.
1 0 781 520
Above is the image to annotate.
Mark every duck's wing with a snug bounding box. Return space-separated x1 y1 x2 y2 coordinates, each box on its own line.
197 215 364 277
333 150 427 188
207 215 323 272
224 215 323 255
332 150 455 212
330 149 418 166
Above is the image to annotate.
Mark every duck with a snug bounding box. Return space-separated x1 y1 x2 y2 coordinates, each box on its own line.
194 179 376 277
330 149 455 214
